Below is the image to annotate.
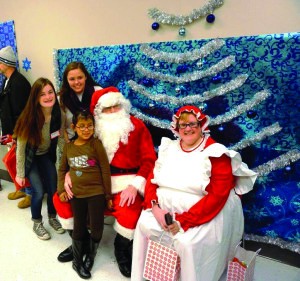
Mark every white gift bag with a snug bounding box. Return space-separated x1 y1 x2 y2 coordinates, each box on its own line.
143 233 180 281
226 242 261 281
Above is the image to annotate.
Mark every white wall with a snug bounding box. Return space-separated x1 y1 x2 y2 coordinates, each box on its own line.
1 0 299 85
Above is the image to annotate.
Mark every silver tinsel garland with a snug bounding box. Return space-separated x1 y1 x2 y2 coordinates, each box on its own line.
203 74 248 97
53 49 60 90
130 90 270 128
253 149 300 176
131 107 170 129
229 123 282 151
210 90 271 125
244 234 300 254
128 74 248 105
135 55 235 83
140 38 225 63
148 0 224 26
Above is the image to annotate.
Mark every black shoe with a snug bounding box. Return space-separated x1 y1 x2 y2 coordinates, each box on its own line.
116 260 131 278
84 238 100 271
57 245 73 262
114 234 132 278
72 262 91 280
72 239 91 279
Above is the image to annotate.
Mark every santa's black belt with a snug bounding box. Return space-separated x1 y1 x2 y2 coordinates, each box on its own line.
110 165 139 175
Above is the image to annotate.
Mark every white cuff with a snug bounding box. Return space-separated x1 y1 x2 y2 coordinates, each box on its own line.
130 175 146 196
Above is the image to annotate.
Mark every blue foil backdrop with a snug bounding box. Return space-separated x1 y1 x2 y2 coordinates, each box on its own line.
54 32 300 253
0 20 18 89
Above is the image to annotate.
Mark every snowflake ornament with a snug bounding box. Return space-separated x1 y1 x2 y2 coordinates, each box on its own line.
270 195 284 207
22 57 31 72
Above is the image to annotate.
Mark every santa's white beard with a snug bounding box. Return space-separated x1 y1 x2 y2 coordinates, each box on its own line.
94 109 134 163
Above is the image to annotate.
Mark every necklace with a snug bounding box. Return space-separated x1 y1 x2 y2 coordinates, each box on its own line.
180 136 205 153
148 0 225 36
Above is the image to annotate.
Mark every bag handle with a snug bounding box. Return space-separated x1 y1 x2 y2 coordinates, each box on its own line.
158 231 175 248
234 241 261 253
234 241 262 264
255 248 261 255
234 241 242 252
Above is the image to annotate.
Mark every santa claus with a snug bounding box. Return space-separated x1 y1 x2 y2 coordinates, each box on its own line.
56 86 156 278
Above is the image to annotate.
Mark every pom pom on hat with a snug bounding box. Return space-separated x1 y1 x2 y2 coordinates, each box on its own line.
90 86 131 116
171 105 210 136
0 46 17 67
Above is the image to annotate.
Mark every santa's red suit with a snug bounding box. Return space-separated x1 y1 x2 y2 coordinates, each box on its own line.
105 115 157 239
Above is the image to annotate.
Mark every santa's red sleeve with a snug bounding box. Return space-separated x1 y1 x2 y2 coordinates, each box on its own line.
133 117 157 180
142 170 158 209
175 154 236 231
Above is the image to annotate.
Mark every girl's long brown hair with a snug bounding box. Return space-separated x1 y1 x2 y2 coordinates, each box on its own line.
13 77 57 147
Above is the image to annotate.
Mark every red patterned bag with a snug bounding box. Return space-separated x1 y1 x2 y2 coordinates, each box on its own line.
2 143 30 190
143 233 180 281
226 242 261 281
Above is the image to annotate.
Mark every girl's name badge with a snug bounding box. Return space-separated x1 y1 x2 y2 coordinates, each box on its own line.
50 130 60 139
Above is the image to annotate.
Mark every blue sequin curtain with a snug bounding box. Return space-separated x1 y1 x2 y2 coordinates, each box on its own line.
0 20 18 89
54 32 300 251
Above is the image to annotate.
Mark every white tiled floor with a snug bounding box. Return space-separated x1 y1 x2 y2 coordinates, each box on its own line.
0 180 299 281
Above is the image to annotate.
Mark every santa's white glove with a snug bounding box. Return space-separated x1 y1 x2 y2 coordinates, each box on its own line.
64 171 73 200
119 185 137 207
152 204 169 231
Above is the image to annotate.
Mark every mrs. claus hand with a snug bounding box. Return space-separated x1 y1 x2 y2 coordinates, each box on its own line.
168 221 180 235
152 204 169 231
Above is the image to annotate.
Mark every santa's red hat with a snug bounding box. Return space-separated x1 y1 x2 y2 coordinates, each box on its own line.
53 192 73 230
90 86 131 116
171 105 210 136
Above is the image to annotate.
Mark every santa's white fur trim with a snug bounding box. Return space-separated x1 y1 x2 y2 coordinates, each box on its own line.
111 174 146 195
57 215 74 230
130 175 146 196
114 219 134 240
94 91 131 116
111 174 135 194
